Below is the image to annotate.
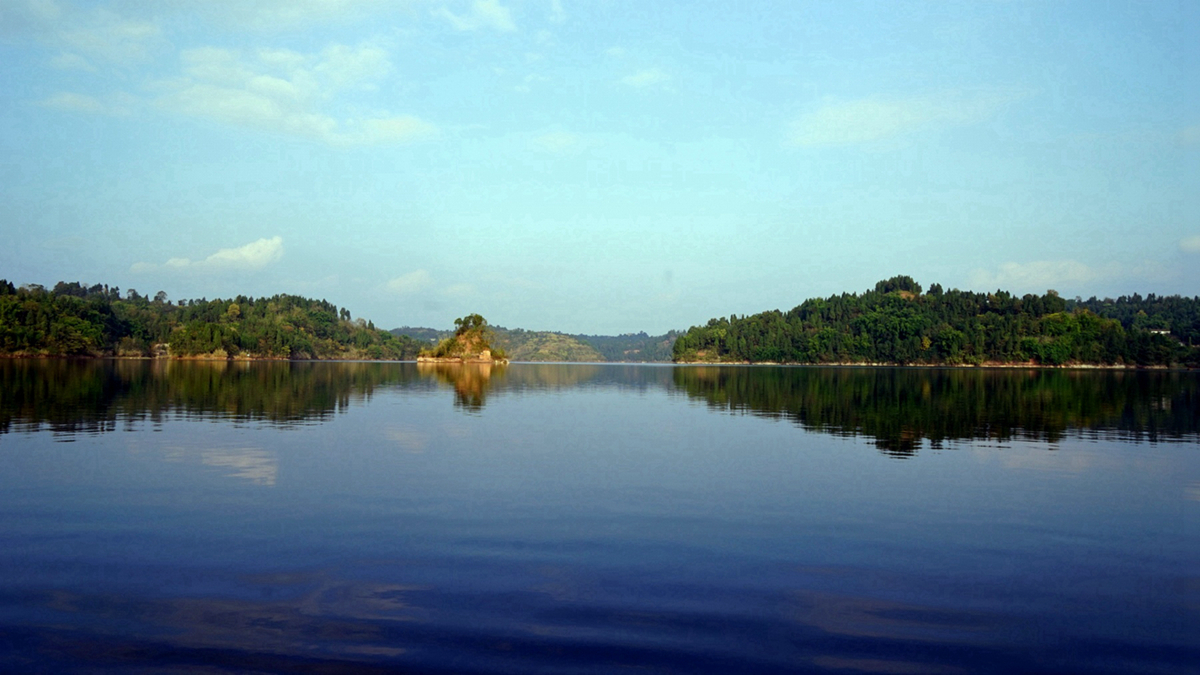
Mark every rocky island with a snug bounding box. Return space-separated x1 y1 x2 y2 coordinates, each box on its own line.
417 314 509 364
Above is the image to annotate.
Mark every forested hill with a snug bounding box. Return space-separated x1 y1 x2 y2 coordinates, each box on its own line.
392 326 680 362
0 280 424 360
672 276 1199 367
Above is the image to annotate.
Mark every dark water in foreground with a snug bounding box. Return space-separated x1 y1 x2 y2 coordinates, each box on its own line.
1 360 1197 674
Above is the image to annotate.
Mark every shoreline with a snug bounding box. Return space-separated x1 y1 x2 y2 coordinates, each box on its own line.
416 355 510 365
671 359 1186 370
0 353 408 362
1 354 1192 370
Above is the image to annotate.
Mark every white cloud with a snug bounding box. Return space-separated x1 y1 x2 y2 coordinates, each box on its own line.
1179 126 1200 145
968 260 1102 292
620 68 668 88
157 43 435 145
205 236 285 268
789 89 1024 147
1180 235 1200 253
434 0 516 32
605 46 626 58
548 0 565 24
386 270 433 295
131 236 284 273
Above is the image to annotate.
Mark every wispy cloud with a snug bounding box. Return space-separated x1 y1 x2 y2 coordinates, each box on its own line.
442 283 475 297
620 68 669 88
0 0 63 37
2 2 165 69
434 0 516 32
49 51 95 71
58 10 162 65
548 0 565 24
385 270 433 295
1179 125 1200 146
1180 235 1200 253
156 44 436 145
39 91 131 116
131 236 284 273
789 89 1025 147
190 0 396 31
513 73 548 93
968 260 1104 292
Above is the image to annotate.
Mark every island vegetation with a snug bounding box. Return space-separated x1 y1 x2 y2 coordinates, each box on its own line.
673 275 1200 368
417 314 508 363
0 280 423 360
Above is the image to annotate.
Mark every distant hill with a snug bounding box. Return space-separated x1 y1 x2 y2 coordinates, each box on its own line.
392 326 679 362
0 280 423 360
571 331 681 363
392 326 445 343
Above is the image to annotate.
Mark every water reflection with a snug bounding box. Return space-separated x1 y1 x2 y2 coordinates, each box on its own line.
418 361 506 412
674 366 1200 456
0 359 424 437
197 447 278 485
3 360 1197 452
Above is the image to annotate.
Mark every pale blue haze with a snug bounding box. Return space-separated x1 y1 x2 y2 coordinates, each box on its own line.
1 0 1198 333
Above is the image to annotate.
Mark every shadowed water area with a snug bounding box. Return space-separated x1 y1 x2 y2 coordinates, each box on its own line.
1 360 1197 673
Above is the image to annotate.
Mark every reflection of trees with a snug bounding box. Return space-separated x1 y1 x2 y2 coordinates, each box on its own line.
673 366 1200 457
417 362 506 412
0 359 422 437
13 360 1190 455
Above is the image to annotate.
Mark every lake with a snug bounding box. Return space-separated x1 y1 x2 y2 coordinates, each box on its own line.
1 360 1197 674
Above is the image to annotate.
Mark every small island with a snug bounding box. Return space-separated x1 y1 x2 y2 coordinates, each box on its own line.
417 314 509 364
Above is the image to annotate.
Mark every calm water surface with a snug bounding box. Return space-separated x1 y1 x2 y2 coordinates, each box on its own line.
1 360 1197 674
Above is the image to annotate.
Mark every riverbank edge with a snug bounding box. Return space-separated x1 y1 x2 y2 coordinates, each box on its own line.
0 353 409 362
672 359 1193 370
416 355 510 365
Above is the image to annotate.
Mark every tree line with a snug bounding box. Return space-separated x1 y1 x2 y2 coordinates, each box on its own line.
673 276 1198 367
0 280 424 360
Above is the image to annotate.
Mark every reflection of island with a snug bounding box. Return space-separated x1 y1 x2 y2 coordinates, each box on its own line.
417 362 505 412
412 363 661 412
673 366 1200 457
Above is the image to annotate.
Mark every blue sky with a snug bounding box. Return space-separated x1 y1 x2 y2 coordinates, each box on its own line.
1 0 1198 334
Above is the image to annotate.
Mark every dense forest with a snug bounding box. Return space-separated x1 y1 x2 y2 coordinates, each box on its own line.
0 280 424 360
673 276 1199 367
